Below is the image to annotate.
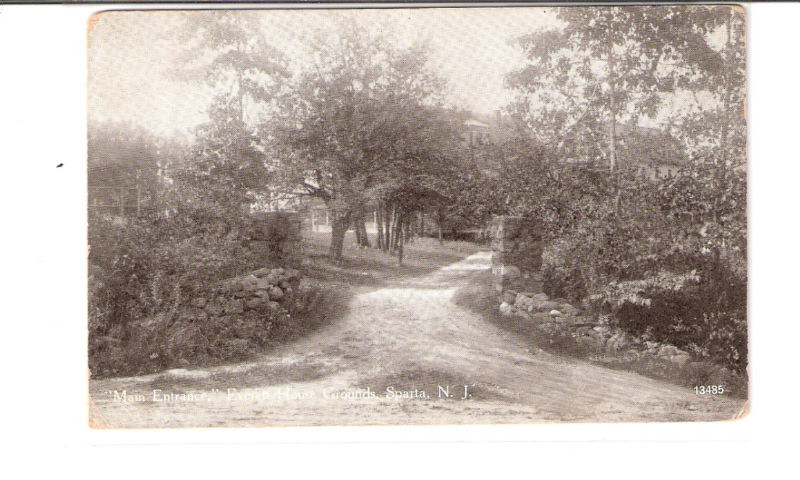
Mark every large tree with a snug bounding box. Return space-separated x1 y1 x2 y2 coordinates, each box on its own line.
170 12 291 214
172 11 289 124
274 20 452 262
506 6 736 172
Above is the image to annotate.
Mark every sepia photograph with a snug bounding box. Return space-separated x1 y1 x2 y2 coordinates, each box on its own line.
87 6 747 428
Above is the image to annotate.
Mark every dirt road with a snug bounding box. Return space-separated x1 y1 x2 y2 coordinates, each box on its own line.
89 252 746 427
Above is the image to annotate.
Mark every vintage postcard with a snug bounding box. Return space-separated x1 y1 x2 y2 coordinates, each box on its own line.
87 6 747 428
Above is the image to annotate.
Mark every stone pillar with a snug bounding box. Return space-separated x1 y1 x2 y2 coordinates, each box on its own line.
248 211 303 262
489 215 543 295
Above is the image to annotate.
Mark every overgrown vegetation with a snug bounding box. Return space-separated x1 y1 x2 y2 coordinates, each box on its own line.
482 7 748 376
87 196 322 377
88 8 747 381
453 270 747 397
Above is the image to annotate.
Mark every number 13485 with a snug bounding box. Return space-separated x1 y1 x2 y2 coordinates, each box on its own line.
695 385 724 395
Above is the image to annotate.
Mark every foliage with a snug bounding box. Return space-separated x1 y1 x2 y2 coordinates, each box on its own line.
88 122 183 215
89 275 336 377
173 99 275 215
494 6 747 373
171 10 289 122
169 11 292 215
509 155 747 372
272 20 462 261
87 120 305 376
506 6 743 172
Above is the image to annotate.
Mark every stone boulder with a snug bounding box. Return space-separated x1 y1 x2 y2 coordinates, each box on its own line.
559 303 581 316
252 267 271 278
605 332 631 352
223 298 244 315
670 352 692 367
245 296 269 310
268 286 284 301
205 297 225 316
658 344 683 358
514 293 536 311
503 290 518 305
531 292 549 303
500 265 521 280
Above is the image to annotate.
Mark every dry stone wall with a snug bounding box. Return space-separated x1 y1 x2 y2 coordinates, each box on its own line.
190 267 302 317
120 266 308 372
489 215 694 369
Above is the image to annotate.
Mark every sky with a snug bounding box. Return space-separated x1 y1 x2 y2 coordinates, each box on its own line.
88 7 558 138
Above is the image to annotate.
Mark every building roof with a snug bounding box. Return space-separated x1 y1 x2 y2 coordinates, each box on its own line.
464 119 490 129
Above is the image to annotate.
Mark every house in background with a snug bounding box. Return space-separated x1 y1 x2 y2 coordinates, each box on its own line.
462 119 490 146
461 110 520 148
306 198 378 234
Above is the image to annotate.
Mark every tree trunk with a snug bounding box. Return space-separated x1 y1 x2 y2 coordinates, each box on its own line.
382 205 391 252
607 39 618 175
607 41 622 216
436 209 444 245
609 109 617 174
354 220 362 246
375 206 384 250
397 213 404 265
237 70 246 124
357 215 370 248
390 205 398 251
610 105 621 214
329 212 350 264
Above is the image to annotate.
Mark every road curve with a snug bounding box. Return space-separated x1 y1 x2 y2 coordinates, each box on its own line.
89 252 746 428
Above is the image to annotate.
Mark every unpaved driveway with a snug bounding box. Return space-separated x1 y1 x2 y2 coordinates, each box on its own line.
89 252 746 428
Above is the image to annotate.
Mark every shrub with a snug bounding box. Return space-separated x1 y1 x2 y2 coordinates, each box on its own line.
589 275 747 374
541 237 588 303
89 276 335 377
88 199 308 376
516 157 747 374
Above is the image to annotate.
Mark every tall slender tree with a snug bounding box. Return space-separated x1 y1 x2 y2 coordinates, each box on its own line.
170 12 291 214
171 11 289 124
506 6 733 172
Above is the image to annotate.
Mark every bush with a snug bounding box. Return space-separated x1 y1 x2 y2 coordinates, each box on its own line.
88 200 307 376
512 156 747 374
89 275 335 377
540 215 747 373
541 237 588 303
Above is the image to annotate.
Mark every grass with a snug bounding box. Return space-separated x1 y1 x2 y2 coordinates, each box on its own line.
299 230 482 290
453 269 748 399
